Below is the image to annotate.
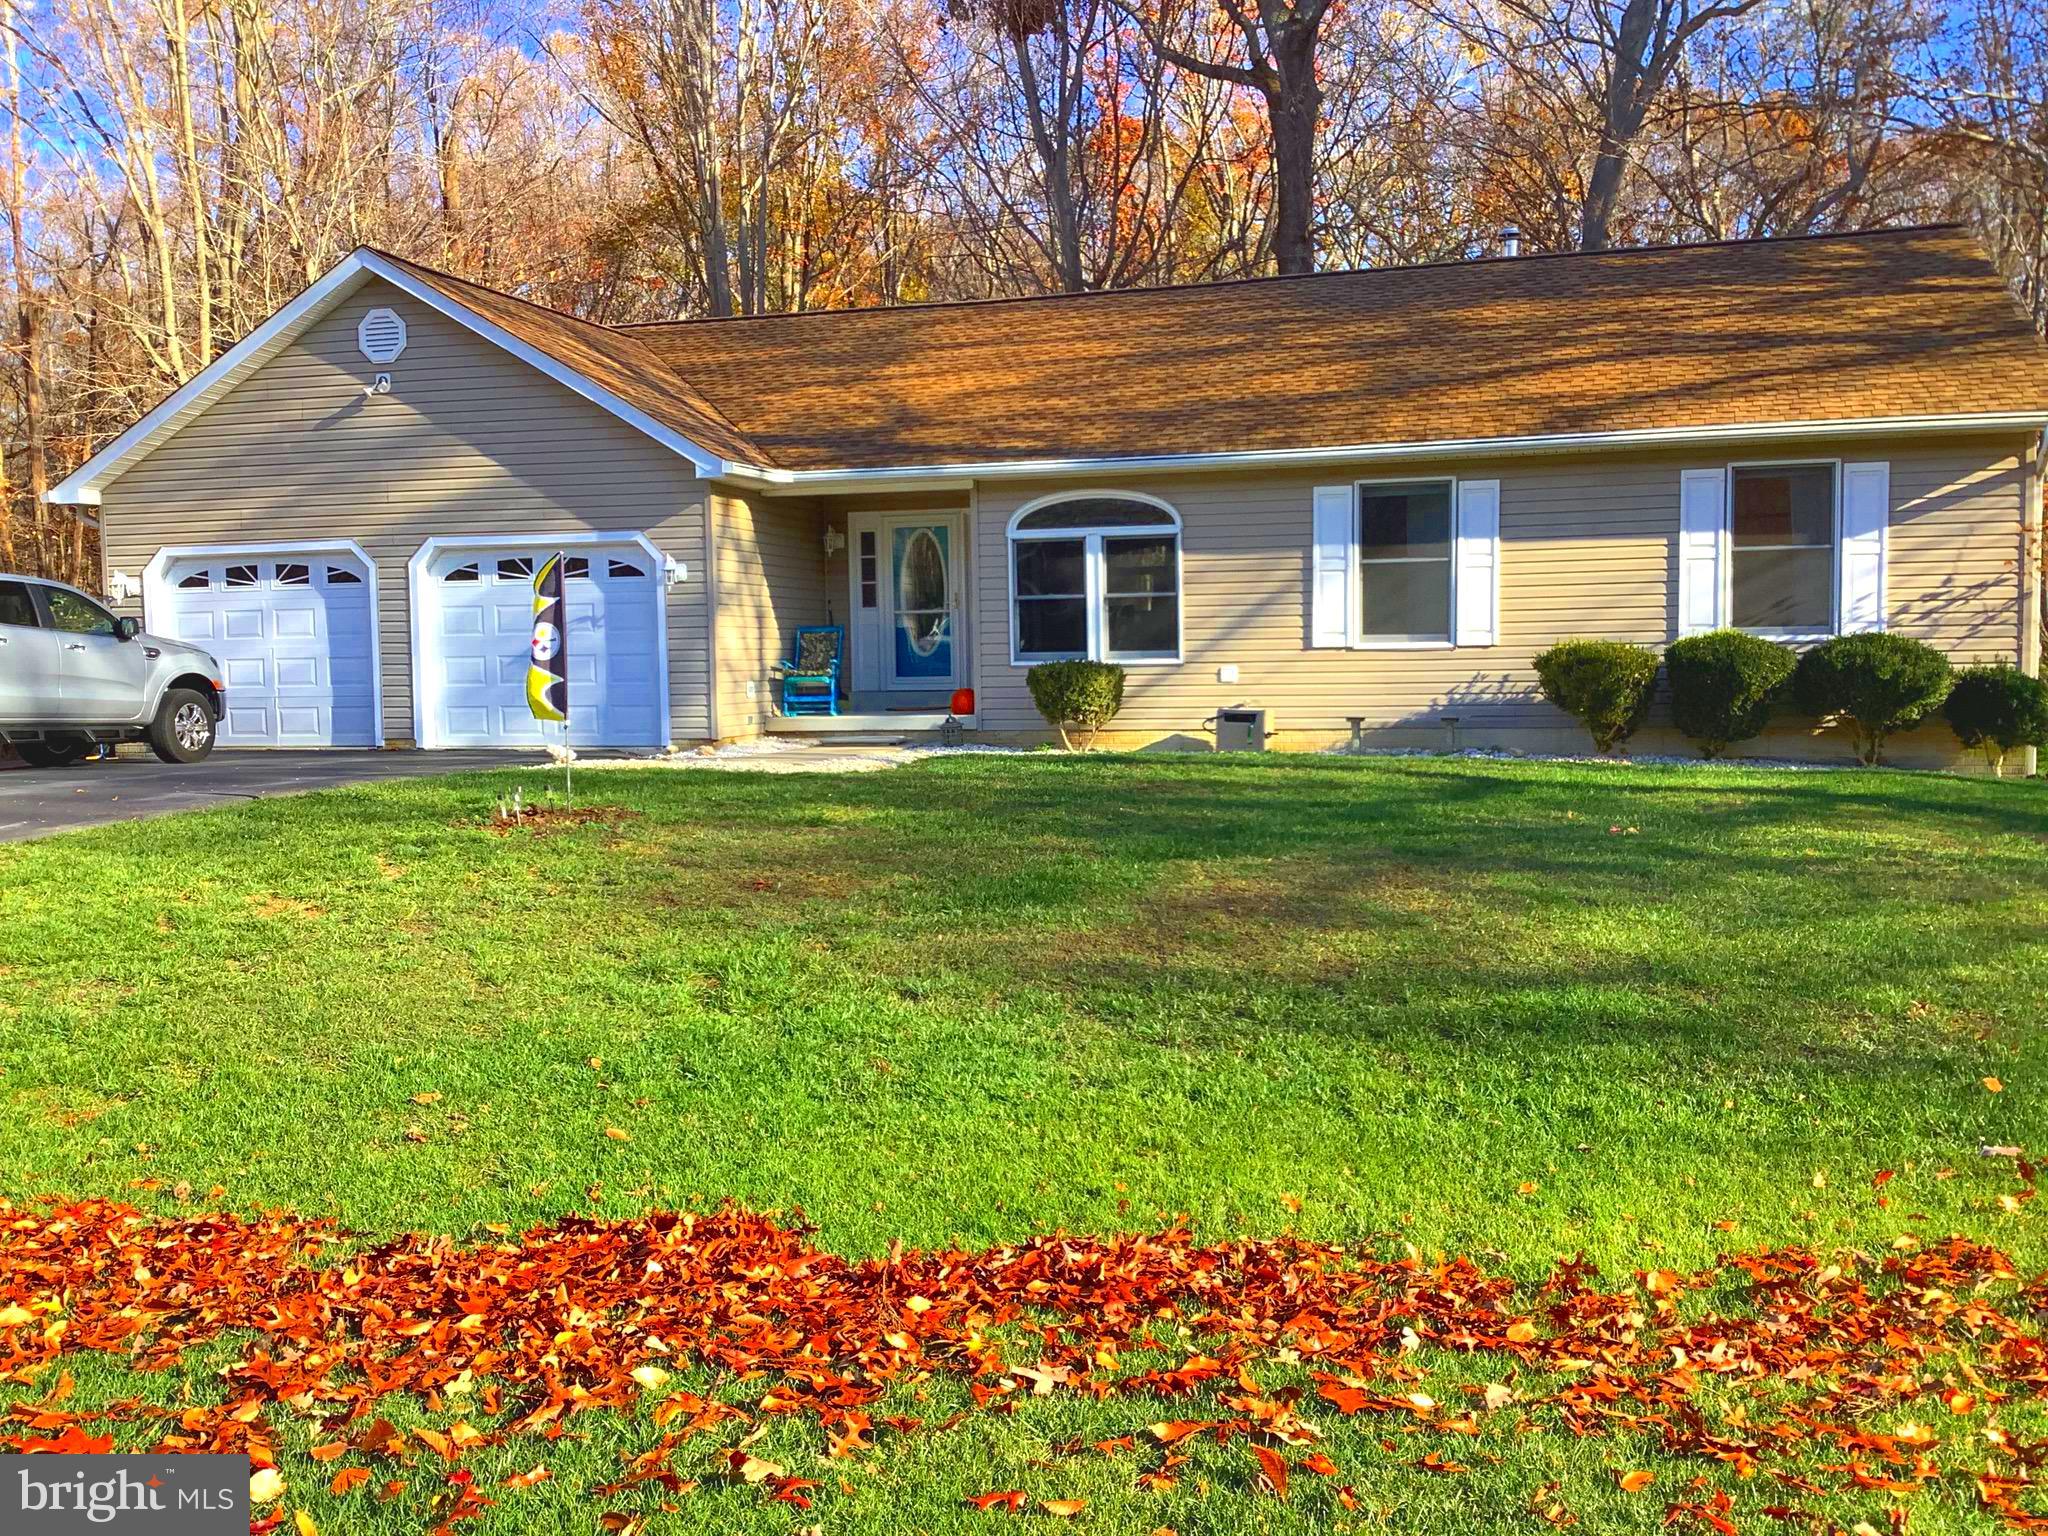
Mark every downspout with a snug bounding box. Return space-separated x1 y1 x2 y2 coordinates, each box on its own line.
704 490 722 744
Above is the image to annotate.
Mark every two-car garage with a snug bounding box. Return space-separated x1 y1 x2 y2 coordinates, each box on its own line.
144 536 669 750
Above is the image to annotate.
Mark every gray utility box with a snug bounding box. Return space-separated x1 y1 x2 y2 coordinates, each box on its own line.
1214 707 1270 752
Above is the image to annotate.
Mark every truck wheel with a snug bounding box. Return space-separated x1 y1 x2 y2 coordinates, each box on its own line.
149 689 217 763
15 734 93 768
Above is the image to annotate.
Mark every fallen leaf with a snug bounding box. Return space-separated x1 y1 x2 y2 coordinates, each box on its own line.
328 1469 371 1497
249 1469 286 1504
605 1127 632 1141
1040 1498 1087 1517
1618 1470 1655 1493
726 1451 784 1485
965 1490 1027 1513
1984 1077 2003 1093
1251 1444 1288 1500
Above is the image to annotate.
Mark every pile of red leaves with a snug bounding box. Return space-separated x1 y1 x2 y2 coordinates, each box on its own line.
4 1198 2047 1530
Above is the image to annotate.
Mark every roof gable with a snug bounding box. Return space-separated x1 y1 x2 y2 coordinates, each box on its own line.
48 249 756 505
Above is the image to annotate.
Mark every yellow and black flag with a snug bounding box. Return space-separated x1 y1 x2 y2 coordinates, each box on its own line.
526 553 569 725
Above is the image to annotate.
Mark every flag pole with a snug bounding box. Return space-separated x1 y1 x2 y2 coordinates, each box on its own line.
564 717 574 809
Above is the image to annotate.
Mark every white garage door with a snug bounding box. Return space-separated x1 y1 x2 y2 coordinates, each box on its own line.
423 546 663 748
160 554 378 746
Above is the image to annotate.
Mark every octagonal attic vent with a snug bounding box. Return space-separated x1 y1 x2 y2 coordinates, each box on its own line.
357 307 407 363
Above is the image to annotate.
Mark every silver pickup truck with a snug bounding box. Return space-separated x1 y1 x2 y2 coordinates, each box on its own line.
0 573 224 767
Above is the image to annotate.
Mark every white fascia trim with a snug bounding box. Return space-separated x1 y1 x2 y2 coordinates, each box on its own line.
140 538 385 748
406 530 673 752
734 411 2048 493
48 250 728 505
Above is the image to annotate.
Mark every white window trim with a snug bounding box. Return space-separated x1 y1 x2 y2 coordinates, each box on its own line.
1352 476 1458 649
1006 490 1184 668
140 538 385 747
406 530 672 750
1725 457 1841 642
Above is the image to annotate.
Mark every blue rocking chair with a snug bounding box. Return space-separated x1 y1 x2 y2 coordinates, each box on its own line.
776 625 844 717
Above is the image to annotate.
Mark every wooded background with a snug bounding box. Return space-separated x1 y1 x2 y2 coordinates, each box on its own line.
1 0 2041 584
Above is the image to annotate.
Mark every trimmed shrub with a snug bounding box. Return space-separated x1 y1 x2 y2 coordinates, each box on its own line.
1792 633 1953 766
1943 664 2048 775
1025 660 1127 750
1531 639 1660 753
1663 629 1796 759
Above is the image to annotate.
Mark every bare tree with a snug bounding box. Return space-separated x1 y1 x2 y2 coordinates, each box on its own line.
1451 0 1766 251
1139 0 1334 274
1914 0 2046 330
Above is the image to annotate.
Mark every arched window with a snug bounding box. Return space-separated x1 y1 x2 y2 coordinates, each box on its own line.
1008 493 1182 664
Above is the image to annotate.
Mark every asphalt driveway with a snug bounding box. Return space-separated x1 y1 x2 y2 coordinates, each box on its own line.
0 750 533 842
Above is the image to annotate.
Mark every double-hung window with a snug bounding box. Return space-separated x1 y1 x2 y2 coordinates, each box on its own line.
1729 463 1836 633
1357 480 1454 644
1009 495 1182 664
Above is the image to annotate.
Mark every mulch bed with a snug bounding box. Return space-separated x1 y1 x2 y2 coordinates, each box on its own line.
474 805 640 837
1 1194 2045 1529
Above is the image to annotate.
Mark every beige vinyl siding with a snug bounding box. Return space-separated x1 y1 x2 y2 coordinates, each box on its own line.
95 278 712 742
972 436 2032 764
711 489 829 737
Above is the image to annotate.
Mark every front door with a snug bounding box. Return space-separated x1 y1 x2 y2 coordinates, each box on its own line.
884 517 961 689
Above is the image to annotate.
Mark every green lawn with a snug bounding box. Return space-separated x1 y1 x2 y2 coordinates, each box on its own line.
1 754 2044 1533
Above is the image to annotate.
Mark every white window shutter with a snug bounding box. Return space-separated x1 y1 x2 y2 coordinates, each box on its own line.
1839 461 1890 633
1678 468 1728 634
1310 485 1354 648
1454 479 1501 647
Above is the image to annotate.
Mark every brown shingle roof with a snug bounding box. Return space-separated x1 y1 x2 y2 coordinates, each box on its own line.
373 252 767 467
393 227 2048 473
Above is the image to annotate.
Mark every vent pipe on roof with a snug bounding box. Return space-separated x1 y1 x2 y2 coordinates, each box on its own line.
1500 225 1521 258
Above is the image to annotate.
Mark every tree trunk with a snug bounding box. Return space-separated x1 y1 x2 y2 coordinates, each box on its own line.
1578 0 1657 252
1010 25 1085 292
2 0 48 571
1149 1 1331 277
1266 56 1320 274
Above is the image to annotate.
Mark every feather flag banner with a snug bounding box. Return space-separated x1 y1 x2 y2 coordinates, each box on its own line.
527 554 568 724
